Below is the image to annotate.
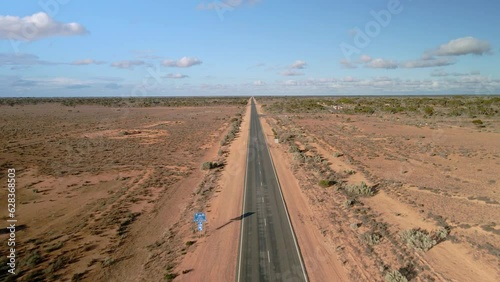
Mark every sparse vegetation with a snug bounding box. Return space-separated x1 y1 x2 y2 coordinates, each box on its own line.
400 229 436 251
102 257 116 267
201 161 221 170
185 240 196 246
258 95 499 281
45 255 69 276
423 106 434 116
221 114 243 146
164 273 178 281
318 179 336 188
0 97 248 107
260 96 499 117
45 242 64 252
24 250 42 267
385 270 408 282
344 182 375 197
360 232 382 245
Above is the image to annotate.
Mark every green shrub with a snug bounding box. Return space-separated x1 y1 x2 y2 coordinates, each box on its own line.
344 169 356 175
423 106 434 116
343 199 356 208
165 273 178 281
360 232 382 245
292 152 306 163
318 179 335 188
25 250 42 267
472 119 483 125
45 242 64 252
354 105 375 114
400 229 436 251
201 161 220 170
385 270 408 282
345 182 374 197
434 226 449 241
45 256 69 275
289 145 300 153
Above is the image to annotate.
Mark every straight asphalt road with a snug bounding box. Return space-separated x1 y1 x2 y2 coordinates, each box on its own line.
237 98 308 282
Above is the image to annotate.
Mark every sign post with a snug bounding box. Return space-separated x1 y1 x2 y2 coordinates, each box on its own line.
194 212 207 232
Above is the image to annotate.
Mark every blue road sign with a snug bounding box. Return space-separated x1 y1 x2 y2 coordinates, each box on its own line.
194 212 206 223
194 212 206 232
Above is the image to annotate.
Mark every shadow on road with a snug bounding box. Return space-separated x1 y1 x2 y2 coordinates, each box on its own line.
215 212 255 230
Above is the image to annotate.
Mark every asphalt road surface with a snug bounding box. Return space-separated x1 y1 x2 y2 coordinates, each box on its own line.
237 99 308 282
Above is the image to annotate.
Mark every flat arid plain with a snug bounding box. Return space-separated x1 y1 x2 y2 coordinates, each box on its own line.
0 96 499 282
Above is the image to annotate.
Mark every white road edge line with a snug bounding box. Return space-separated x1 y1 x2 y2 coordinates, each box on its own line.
259 102 309 282
236 98 252 282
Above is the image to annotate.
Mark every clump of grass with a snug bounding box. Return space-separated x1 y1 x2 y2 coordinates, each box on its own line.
423 106 434 116
24 250 42 267
72 272 85 282
345 182 374 197
185 240 196 246
102 257 115 267
385 270 408 282
434 226 449 241
360 232 382 246
318 179 336 188
201 161 221 170
165 273 178 281
344 169 356 175
45 256 69 275
343 199 356 208
288 145 300 153
292 152 306 163
45 242 64 252
400 229 436 251
472 119 485 127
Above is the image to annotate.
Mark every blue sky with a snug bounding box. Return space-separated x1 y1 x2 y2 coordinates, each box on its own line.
0 0 499 96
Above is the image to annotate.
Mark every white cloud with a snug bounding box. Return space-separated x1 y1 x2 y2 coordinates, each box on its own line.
340 59 357 69
165 73 189 79
253 80 265 86
0 53 58 66
366 58 398 69
430 70 481 77
110 60 145 69
71 59 105 65
162 57 202 68
281 70 304 76
430 69 449 77
342 76 358 82
433 36 491 56
0 12 87 41
400 57 455 68
291 60 307 69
